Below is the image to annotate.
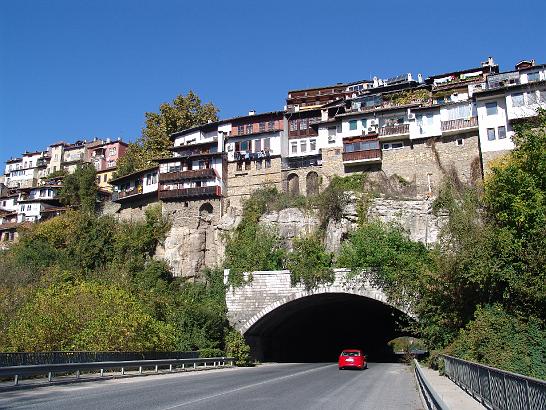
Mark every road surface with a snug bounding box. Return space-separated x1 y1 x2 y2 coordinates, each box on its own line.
0 363 423 410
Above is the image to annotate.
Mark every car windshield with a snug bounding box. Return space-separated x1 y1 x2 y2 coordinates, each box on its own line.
341 351 360 357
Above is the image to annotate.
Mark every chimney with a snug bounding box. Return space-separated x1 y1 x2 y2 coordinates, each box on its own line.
417 73 423 83
248 110 256 116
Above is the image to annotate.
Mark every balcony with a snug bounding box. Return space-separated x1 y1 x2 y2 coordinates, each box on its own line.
112 187 142 202
342 149 382 165
282 155 322 170
441 117 478 134
378 124 410 139
158 185 221 200
159 168 217 182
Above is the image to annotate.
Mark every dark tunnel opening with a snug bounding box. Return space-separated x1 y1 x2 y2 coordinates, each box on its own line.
245 293 415 363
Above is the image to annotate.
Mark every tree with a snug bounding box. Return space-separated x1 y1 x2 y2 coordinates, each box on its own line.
59 164 98 213
286 235 333 290
115 91 219 177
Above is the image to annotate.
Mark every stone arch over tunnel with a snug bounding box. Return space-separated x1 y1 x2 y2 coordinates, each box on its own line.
244 293 414 363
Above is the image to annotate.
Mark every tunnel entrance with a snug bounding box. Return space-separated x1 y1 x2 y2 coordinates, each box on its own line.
244 293 414 363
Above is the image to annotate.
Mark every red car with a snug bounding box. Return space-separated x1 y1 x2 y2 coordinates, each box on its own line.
338 349 367 370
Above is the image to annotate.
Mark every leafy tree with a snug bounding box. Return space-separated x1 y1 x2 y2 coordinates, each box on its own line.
225 330 252 366
59 163 98 212
286 235 333 290
115 91 219 177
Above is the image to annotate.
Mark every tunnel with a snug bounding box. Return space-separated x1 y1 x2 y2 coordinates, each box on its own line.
244 293 414 363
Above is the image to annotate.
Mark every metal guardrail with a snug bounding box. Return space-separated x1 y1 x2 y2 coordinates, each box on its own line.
442 355 546 410
414 359 449 410
0 351 198 367
0 356 234 386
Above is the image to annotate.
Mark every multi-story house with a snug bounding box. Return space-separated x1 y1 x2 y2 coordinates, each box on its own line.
156 122 226 207
15 184 63 223
62 141 86 173
4 151 49 188
225 111 285 206
474 60 546 169
111 166 159 205
85 138 128 191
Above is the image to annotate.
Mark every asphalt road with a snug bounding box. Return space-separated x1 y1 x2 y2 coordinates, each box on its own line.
0 363 423 410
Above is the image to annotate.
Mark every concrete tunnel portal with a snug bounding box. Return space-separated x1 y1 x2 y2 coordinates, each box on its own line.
244 293 414 363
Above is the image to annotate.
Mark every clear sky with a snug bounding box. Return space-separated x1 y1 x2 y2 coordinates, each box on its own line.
1 0 545 165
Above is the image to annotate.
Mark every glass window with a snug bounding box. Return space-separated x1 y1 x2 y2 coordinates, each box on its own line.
268 120 275 130
238 125 244 135
361 119 367 129
511 93 524 107
498 126 506 139
349 120 357 130
103 174 107 182
289 120 298 131
300 140 307 153
310 139 316 151
328 127 336 136
299 119 308 130
254 139 262 152
344 144 355 153
487 128 496 141
291 142 297 154
527 71 540 82
259 122 266 132
264 138 271 150
240 141 249 151
527 91 538 105
485 102 497 116
456 138 464 146
246 124 253 134
392 142 404 149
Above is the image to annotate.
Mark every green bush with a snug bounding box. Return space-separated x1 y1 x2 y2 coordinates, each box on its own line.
198 348 225 358
225 330 252 366
286 235 333 290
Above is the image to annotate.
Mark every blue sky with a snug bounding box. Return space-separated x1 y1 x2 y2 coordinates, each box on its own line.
1 0 545 165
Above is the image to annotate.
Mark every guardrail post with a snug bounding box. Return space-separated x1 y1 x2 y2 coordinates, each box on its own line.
169 364 172 372
193 363 196 369
182 364 185 370
204 362 207 368
155 365 158 373
48 372 53 382
100 369 104 377
139 366 142 374
76 370 80 379
14 375 19 386
121 367 125 376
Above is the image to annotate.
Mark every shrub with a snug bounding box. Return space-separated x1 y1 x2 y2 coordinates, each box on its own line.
225 330 252 366
286 235 333 290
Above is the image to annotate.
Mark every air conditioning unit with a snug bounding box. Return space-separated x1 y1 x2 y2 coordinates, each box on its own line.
407 113 416 120
369 119 378 126
328 135 336 143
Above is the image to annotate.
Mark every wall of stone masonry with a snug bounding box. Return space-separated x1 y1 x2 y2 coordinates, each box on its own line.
482 149 511 174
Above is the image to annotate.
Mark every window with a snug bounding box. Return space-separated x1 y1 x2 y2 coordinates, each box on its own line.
236 162 242 171
256 160 262 170
344 144 355 153
299 119 308 130
456 138 464 146
103 174 107 182
289 120 298 132
291 142 297 154
527 91 538 105
40 189 45 197
246 124 253 134
527 71 540 82
240 141 249 151
498 126 506 139
328 127 336 137
265 158 271 168
310 139 316 151
349 120 357 130
259 122 266 132
264 138 271 151
238 125 244 135
511 93 524 107
96 176 101 183
199 161 206 169
382 142 404 150
268 120 275 130
109 147 117 156
27 205 31 211
361 119 367 129
20 205 25 212
485 102 497 116
146 173 152 185
487 128 496 141
254 139 262 152
300 140 307 153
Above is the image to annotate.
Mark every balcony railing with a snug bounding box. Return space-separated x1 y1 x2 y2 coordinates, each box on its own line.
342 149 382 163
159 168 216 182
158 185 221 200
441 117 478 132
379 124 409 137
281 155 322 170
112 187 143 201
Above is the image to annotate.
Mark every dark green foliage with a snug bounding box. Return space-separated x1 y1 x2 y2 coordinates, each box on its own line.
286 235 333 290
59 163 98 212
225 330 252 366
446 305 546 379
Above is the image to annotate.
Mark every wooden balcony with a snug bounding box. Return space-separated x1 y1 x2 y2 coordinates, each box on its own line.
342 149 382 164
112 187 142 202
441 117 478 134
158 185 221 200
378 124 410 138
159 168 216 182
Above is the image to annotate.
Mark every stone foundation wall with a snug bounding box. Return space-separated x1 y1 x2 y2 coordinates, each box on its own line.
482 150 511 174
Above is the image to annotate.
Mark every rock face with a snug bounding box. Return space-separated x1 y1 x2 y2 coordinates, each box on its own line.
259 208 319 251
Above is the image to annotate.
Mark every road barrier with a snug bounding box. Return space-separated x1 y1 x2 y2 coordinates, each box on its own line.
442 355 546 410
414 359 449 410
0 356 234 386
